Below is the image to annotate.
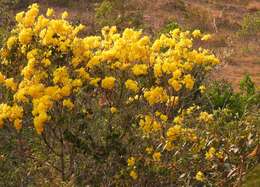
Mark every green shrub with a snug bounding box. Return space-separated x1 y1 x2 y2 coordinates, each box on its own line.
159 21 179 35
203 75 259 118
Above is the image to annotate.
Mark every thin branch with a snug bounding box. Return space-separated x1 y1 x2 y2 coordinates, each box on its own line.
41 133 61 157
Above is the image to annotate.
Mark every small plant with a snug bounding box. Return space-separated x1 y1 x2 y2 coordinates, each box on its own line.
95 0 144 31
240 74 256 96
238 11 260 38
95 0 114 27
204 75 259 118
159 21 179 35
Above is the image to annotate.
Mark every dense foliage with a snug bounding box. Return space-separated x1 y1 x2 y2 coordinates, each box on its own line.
0 4 259 186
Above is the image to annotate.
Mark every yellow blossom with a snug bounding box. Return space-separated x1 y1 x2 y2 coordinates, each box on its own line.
195 171 205 182
42 58 51 67
201 34 211 41
125 79 139 92
33 112 49 134
199 85 206 94
165 141 174 151
173 69 182 79
183 74 194 90
19 28 33 45
27 84 44 98
130 170 138 180
14 119 22 132
139 115 161 134
63 99 74 110
160 114 168 122
168 78 182 92
46 8 54 17
89 77 101 87
60 85 72 97
152 152 161 161
167 125 182 141
145 147 153 154
7 36 17 50
173 116 183 125
205 147 216 160
144 87 168 105
15 11 25 23
61 11 68 19
132 64 148 76
72 79 83 88
192 30 201 38
198 112 213 123
101 76 116 90
216 151 224 159
5 78 17 91
0 72 6 83
155 111 161 117
127 157 135 167
110 107 117 113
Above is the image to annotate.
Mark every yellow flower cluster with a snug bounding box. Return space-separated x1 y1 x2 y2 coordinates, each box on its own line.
144 87 168 105
63 99 74 110
166 125 182 141
198 112 214 124
0 3 219 137
195 171 205 182
125 79 139 93
205 147 224 160
205 147 216 160
101 76 116 90
139 115 161 134
0 104 23 131
132 64 148 76
110 107 117 113
129 170 138 180
0 72 17 91
127 156 138 180
127 157 136 167
152 152 161 161
155 111 168 122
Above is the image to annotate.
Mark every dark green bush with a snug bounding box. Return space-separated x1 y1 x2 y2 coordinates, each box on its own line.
159 21 179 35
203 75 259 118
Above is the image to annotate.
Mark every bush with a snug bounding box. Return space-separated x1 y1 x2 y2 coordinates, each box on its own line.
0 3 259 186
203 75 259 118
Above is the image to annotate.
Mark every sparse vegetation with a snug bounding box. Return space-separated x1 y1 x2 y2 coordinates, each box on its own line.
238 11 260 38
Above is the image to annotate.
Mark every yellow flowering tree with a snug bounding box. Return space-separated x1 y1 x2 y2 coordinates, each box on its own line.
0 4 259 186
